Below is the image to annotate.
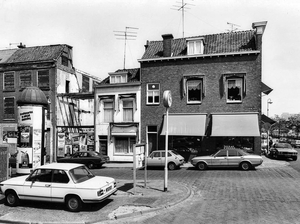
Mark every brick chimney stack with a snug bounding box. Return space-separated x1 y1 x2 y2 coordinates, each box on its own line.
252 21 267 50
162 34 173 57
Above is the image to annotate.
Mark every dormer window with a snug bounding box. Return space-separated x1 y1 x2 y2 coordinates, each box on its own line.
187 37 204 55
109 72 127 84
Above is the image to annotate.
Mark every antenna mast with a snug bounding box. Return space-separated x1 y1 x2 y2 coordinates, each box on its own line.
226 22 241 32
114 26 138 69
171 0 195 38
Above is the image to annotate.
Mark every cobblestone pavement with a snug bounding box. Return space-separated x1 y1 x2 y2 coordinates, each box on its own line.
99 165 300 224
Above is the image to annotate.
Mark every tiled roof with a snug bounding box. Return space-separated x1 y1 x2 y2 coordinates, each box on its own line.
100 68 140 85
0 49 18 64
141 30 256 59
3 44 68 63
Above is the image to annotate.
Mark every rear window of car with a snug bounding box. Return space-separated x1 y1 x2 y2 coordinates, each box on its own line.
69 166 95 183
276 143 292 148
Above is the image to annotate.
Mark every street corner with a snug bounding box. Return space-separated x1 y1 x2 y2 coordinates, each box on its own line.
108 179 192 220
257 155 290 169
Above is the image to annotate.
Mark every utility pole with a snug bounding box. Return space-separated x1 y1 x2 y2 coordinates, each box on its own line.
114 27 138 69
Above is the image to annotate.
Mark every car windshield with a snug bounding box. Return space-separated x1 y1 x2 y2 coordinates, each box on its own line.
68 166 95 183
276 143 292 148
171 150 180 155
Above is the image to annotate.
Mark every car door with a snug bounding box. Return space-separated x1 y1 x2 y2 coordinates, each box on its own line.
51 169 71 203
22 169 52 202
211 150 228 167
147 151 162 166
227 149 242 167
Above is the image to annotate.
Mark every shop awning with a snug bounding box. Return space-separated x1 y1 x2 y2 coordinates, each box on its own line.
161 114 207 136
211 113 260 136
111 125 137 136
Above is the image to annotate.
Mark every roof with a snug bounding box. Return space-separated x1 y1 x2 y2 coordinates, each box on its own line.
0 49 18 63
141 30 256 60
0 44 70 64
37 163 83 170
100 68 140 85
17 86 48 106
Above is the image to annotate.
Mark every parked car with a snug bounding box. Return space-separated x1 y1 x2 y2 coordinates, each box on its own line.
269 142 298 161
57 151 109 169
145 150 185 170
0 163 117 212
191 148 263 171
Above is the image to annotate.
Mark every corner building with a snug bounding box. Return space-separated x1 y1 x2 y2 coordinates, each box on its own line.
138 21 267 158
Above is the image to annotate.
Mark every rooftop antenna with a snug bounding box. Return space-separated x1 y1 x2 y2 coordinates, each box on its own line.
226 22 241 32
114 26 138 69
171 0 195 38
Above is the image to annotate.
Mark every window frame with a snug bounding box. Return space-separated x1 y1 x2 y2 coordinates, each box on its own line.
226 77 243 103
3 72 15 91
103 100 114 123
3 96 15 120
37 70 50 90
187 38 204 55
186 79 203 104
110 74 127 84
19 71 32 90
122 99 134 122
147 83 160 105
114 136 136 154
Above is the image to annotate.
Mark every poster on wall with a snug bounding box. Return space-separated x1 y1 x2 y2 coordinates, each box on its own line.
65 145 72 156
33 129 42 168
57 133 65 157
17 148 32 168
18 126 32 147
3 131 18 144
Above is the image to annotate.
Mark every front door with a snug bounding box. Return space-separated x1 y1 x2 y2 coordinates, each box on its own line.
147 151 162 166
210 150 228 167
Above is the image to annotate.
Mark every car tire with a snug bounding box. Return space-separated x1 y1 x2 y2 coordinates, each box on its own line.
292 156 297 161
65 195 82 212
87 162 94 169
168 162 176 170
240 162 251 171
196 162 207 170
5 190 20 207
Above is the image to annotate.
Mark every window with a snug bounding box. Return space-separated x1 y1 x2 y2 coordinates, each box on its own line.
147 126 158 153
110 74 127 84
66 80 70 93
38 70 50 90
228 150 238 157
61 56 69 67
115 137 136 154
187 79 202 103
3 97 15 120
20 71 32 89
103 101 114 123
152 152 160 158
27 169 52 182
187 38 204 55
53 170 69 183
3 72 15 91
215 150 227 157
82 75 90 92
123 100 134 121
226 78 243 102
147 83 160 105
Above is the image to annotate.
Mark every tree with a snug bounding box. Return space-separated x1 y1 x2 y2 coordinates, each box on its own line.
286 114 300 138
272 115 288 137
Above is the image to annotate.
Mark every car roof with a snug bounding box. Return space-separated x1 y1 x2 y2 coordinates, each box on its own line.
36 163 83 170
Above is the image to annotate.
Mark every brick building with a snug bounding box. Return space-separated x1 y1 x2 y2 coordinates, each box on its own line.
138 21 267 158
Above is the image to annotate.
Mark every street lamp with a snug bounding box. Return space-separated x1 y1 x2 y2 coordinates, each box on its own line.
267 98 273 117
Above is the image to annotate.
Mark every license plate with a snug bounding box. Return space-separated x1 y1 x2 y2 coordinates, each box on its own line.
106 186 112 192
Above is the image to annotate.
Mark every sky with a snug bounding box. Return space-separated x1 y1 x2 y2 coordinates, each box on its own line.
0 0 300 118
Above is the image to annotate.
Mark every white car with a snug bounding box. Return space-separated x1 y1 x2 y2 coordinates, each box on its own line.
145 150 185 170
0 163 117 212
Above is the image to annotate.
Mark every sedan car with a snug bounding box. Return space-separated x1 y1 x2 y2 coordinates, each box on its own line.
0 163 117 212
191 148 263 171
269 143 298 161
57 151 109 169
145 150 185 170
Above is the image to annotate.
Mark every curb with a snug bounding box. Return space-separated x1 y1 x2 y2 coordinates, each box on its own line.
89 182 193 223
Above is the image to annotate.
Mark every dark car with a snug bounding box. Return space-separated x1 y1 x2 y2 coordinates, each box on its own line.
269 143 298 161
57 151 109 169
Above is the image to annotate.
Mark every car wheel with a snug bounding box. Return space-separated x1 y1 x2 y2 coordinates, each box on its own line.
196 162 207 170
87 162 94 169
292 156 297 161
240 162 251 171
5 190 20 207
168 162 176 170
65 195 82 212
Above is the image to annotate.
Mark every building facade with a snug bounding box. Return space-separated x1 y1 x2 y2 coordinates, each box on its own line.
138 21 267 159
0 44 100 163
94 69 141 162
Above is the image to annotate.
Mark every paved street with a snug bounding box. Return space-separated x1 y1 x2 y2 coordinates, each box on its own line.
1 158 300 224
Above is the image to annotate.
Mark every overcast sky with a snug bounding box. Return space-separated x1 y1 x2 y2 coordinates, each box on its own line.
0 0 299 118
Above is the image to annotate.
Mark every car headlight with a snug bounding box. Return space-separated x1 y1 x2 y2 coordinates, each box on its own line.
97 189 104 196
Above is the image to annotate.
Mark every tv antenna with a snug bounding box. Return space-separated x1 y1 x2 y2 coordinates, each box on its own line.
226 22 241 32
114 26 138 69
171 0 195 38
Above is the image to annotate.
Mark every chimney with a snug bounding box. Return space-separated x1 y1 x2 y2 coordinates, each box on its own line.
17 42 26 48
162 34 173 57
252 21 267 50
144 40 149 50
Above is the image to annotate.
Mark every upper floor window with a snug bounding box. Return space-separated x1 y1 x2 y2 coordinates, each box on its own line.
61 56 69 67
3 97 15 120
38 70 50 90
226 78 244 103
187 37 204 55
187 79 202 104
110 74 127 84
147 83 160 105
82 75 90 92
123 100 134 122
103 100 114 123
3 72 15 91
20 71 32 89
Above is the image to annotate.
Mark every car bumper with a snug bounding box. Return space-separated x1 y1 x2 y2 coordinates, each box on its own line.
82 188 117 203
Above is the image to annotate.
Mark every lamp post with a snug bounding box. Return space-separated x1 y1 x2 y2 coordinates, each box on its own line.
267 98 273 117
